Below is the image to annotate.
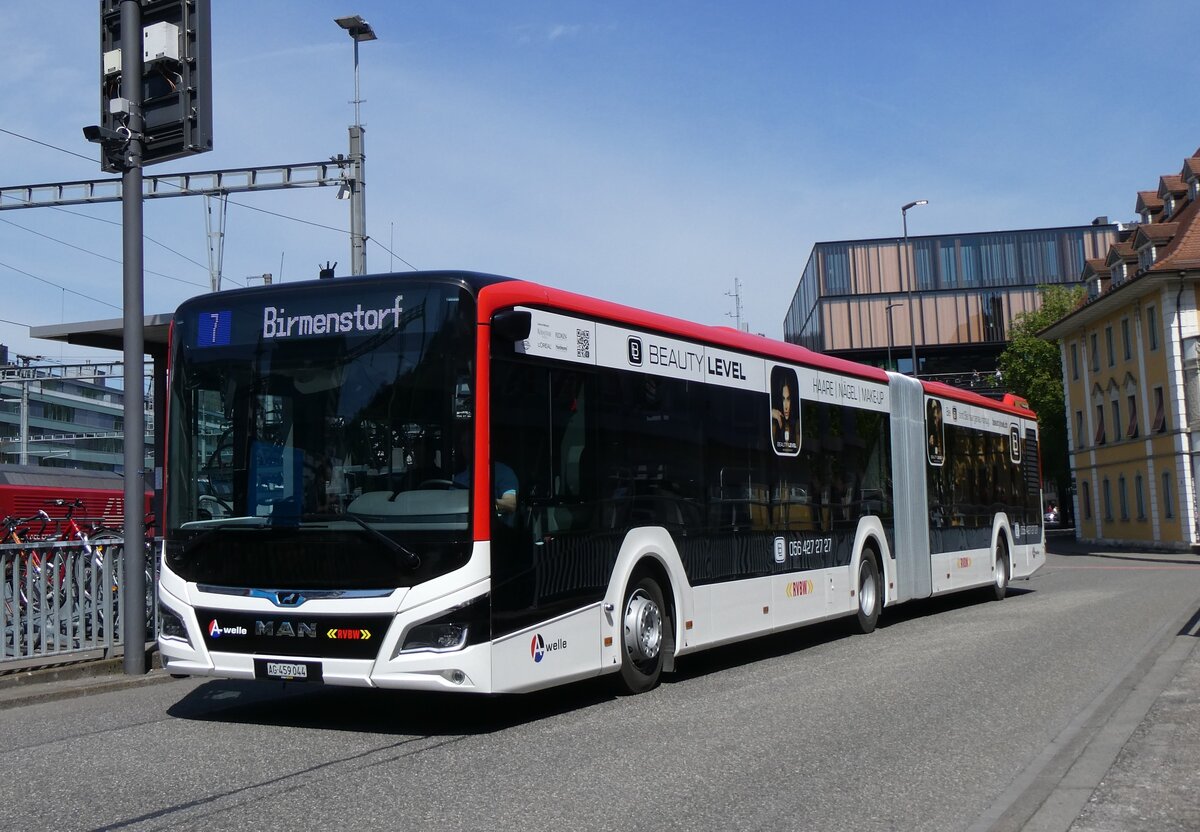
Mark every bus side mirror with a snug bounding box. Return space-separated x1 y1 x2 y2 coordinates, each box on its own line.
492 310 532 342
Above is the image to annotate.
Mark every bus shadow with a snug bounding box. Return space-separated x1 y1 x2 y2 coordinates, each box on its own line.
666 586 1034 683
879 584 1034 626
166 675 617 736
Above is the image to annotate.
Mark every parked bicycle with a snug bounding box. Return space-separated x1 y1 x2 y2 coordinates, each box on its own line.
2 510 61 654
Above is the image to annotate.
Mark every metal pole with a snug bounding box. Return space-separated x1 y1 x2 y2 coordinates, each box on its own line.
349 36 367 275
120 0 147 675
19 382 28 465
903 209 917 376
350 125 367 275
885 302 900 371
353 37 361 128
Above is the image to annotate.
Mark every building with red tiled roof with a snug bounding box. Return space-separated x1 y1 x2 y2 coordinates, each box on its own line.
1042 146 1200 551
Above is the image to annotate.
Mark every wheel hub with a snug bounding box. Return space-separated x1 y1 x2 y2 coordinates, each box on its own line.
623 592 662 662
859 566 877 615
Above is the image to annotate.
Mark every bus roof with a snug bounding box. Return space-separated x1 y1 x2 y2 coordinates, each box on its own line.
919 379 1037 420
477 278 892 386
174 270 1035 420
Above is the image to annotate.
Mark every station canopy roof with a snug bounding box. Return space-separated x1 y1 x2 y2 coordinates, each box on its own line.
30 314 173 357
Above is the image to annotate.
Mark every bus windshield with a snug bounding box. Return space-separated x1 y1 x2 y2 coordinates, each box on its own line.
165 279 476 589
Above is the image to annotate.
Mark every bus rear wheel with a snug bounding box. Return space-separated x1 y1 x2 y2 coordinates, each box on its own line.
852 554 881 634
616 575 666 695
989 543 1009 601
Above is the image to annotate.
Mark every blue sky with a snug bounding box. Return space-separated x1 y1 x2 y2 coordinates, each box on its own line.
2 1 1199 361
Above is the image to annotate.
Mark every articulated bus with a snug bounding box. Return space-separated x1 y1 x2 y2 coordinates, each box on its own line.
158 271 1045 694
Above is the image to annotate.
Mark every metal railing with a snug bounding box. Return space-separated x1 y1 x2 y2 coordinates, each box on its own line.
1 538 156 668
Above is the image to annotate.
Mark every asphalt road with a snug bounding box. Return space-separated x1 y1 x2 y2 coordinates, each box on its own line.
2 547 1198 832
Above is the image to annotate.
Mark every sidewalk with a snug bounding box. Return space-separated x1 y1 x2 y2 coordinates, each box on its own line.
0 651 172 709
1035 532 1200 832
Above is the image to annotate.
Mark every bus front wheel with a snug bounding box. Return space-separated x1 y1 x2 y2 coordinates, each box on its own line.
616 575 666 695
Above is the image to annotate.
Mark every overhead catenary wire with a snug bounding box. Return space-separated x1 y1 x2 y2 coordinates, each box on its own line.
368 236 418 271
0 259 121 311
0 192 224 276
0 127 96 164
3 126 423 279
0 217 212 290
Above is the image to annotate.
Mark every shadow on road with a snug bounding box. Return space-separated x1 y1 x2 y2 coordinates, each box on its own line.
166 674 618 736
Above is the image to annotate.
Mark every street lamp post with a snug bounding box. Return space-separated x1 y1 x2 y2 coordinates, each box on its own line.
885 302 902 371
901 199 928 376
335 15 377 276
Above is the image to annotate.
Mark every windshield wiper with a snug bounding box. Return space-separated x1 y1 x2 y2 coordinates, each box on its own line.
300 512 421 569
180 516 270 557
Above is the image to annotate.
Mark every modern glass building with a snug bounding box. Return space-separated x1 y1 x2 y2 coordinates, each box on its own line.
783 223 1120 378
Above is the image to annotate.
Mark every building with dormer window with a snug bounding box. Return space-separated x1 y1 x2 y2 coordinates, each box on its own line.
1042 146 1200 551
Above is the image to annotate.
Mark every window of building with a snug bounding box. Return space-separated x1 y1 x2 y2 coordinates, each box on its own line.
1094 404 1106 445
1075 410 1084 448
1071 343 1079 380
1091 333 1100 372
1103 478 1113 520
1135 474 1145 520
1126 395 1138 438
1082 480 1092 520
1147 306 1159 350
1164 196 1175 219
1111 400 1121 441
1105 326 1115 367
982 292 1006 342
823 246 851 295
1138 245 1157 271
1152 387 1167 433
1121 319 1131 361
1163 472 1174 519
1118 475 1129 521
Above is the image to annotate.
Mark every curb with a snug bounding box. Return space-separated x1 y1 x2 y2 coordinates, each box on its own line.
0 650 175 710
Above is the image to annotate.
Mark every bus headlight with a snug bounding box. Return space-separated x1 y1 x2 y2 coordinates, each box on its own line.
402 622 468 652
159 605 191 645
395 594 489 656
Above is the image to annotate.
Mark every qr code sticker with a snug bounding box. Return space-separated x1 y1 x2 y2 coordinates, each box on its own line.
576 328 591 359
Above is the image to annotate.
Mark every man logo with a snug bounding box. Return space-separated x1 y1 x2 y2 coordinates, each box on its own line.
275 591 304 607
627 336 643 366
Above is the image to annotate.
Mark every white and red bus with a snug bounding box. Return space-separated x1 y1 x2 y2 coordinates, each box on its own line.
158 272 1045 694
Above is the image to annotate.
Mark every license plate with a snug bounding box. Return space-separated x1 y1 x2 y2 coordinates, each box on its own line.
255 658 322 682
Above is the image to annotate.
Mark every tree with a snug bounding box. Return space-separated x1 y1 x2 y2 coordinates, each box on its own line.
998 284 1085 521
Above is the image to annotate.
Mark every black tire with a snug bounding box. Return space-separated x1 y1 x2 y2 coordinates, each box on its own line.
616 575 667 695
852 554 881 634
989 542 1009 601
